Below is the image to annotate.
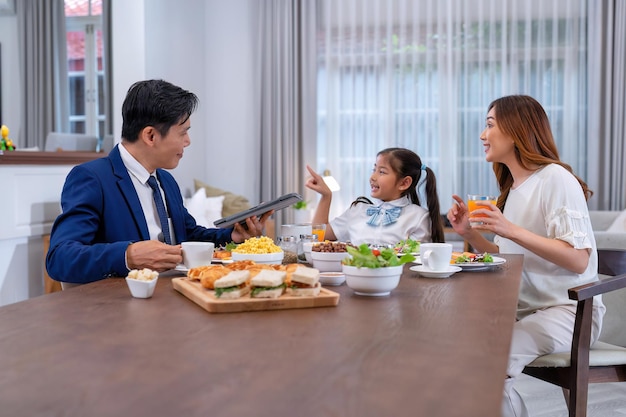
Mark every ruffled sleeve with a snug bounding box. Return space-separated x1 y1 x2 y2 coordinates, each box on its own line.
546 206 593 249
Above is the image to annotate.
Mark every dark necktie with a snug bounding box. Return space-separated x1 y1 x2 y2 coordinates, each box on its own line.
147 176 172 244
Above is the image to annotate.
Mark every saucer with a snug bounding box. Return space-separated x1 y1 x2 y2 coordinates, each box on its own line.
409 265 462 279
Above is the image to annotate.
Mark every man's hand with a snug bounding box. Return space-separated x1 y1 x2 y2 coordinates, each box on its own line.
231 210 274 243
126 241 183 272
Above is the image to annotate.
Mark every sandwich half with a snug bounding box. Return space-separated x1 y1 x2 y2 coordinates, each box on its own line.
250 269 287 298
213 270 251 299
289 266 321 296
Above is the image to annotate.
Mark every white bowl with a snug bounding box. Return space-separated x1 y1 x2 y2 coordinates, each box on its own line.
319 272 346 286
231 251 284 264
342 264 403 296
310 251 351 272
125 276 159 298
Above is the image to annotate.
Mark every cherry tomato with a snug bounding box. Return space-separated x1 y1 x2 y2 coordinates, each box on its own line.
372 249 381 256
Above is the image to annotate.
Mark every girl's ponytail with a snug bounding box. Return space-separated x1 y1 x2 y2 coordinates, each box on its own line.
423 167 445 243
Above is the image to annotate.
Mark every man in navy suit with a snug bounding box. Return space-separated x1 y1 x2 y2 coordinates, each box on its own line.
46 79 270 284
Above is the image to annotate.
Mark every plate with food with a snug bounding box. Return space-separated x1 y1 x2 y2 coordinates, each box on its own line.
451 252 506 271
394 238 420 256
212 242 238 263
212 250 233 264
213 249 231 259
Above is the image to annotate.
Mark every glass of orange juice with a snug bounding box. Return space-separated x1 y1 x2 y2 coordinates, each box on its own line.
312 223 327 242
467 195 496 227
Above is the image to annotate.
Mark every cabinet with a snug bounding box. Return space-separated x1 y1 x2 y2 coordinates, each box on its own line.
0 151 100 305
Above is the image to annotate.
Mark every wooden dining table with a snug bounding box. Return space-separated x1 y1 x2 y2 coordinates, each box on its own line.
0 254 522 417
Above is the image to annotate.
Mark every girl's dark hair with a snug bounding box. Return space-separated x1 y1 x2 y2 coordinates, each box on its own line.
488 95 592 209
121 79 199 142
351 147 444 243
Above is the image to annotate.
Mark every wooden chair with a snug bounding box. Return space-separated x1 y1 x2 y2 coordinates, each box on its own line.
522 249 626 417
42 234 62 294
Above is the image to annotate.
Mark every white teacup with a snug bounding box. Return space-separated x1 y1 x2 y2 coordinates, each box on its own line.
420 243 453 272
182 241 215 269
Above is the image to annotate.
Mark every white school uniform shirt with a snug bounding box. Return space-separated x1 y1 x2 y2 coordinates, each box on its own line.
493 164 604 319
330 195 431 246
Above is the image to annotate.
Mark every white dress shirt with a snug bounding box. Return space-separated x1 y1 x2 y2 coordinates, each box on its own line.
118 143 175 243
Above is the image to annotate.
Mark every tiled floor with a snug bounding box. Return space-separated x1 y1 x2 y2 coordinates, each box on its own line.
514 374 626 416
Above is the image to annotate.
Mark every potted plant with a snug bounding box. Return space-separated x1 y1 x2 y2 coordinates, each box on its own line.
292 200 312 224
342 244 415 296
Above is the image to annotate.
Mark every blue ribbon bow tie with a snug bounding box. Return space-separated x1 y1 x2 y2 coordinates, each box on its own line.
366 206 402 226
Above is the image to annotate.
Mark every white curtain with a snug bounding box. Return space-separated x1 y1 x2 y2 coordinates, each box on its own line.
17 0 68 149
317 0 588 216
256 0 318 228
102 0 113 140
587 0 626 210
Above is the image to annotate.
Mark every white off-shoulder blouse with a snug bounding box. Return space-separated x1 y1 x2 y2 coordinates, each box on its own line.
493 163 605 319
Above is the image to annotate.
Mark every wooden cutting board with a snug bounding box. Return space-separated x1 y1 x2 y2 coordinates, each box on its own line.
172 277 340 313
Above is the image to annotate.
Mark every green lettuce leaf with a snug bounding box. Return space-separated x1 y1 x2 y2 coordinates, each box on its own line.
343 244 415 268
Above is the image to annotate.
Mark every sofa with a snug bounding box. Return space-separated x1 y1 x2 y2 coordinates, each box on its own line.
184 179 276 239
589 210 626 250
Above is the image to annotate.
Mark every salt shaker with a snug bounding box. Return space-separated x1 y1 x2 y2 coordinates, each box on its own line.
298 233 319 263
279 236 298 264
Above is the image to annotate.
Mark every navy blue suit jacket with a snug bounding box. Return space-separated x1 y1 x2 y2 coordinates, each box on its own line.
46 145 232 283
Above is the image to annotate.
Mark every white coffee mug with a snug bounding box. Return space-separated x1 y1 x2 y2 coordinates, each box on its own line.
182 241 215 269
420 243 453 271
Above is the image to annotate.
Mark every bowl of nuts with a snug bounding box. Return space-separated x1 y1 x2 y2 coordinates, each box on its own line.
125 268 159 298
310 241 353 272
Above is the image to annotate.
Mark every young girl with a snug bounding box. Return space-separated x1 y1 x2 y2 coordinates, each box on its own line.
306 147 444 246
446 95 605 417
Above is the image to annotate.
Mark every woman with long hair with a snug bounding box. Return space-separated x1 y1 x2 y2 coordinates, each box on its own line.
447 95 605 417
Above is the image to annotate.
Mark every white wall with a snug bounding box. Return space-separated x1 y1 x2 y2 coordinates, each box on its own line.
201 0 259 202
112 0 260 203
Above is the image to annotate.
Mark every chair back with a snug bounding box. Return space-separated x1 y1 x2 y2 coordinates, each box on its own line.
100 134 116 153
597 249 626 347
45 132 98 152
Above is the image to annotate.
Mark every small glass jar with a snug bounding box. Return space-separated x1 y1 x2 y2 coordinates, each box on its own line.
279 236 298 264
298 233 319 263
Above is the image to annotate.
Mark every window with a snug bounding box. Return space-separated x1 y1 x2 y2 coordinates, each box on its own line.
316 0 587 215
65 0 104 137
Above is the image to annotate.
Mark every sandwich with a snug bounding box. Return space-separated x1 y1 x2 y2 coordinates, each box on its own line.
249 269 287 298
213 270 251 299
288 266 321 297
188 264 230 289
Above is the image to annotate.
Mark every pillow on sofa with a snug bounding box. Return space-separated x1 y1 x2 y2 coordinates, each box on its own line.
606 209 626 232
184 188 225 228
194 179 251 218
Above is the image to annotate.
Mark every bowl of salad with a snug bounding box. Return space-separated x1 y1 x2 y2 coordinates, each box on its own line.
342 244 415 296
